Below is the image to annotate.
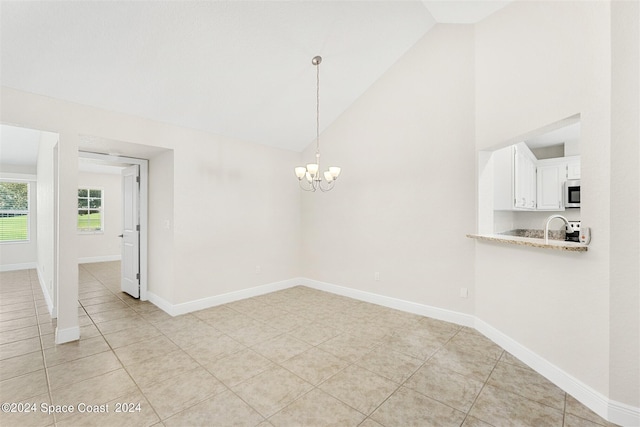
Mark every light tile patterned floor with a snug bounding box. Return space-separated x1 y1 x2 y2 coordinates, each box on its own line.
0 262 619 427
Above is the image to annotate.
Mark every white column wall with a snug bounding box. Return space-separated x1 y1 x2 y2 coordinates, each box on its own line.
609 0 640 409
474 0 612 398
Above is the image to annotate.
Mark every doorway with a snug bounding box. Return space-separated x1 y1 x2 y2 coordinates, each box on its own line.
78 151 148 300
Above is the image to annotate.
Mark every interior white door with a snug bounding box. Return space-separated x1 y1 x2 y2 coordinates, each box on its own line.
121 165 140 298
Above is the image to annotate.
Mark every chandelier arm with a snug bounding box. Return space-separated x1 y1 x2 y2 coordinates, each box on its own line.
298 180 316 192
318 180 335 192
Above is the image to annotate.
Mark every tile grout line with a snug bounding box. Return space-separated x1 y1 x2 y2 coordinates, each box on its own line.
82 268 166 426
458 347 504 427
359 325 466 427
29 276 58 426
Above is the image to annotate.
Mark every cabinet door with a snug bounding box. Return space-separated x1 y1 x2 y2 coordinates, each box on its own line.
527 160 537 209
514 148 528 208
567 160 581 179
514 146 536 210
537 164 564 210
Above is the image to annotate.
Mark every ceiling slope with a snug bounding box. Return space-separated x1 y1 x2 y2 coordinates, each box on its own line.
1 1 509 153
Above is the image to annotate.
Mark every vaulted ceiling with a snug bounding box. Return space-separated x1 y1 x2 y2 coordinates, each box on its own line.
1 1 510 153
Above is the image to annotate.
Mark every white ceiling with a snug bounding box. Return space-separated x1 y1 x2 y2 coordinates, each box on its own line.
525 122 581 149
0 124 42 166
1 1 510 154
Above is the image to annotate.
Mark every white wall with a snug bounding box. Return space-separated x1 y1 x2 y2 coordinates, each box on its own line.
510 209 581 231
0 85 301 333
301 24 476 315
77 171 122 263
0 173 37 270
475 0 613 407
171 131 302 304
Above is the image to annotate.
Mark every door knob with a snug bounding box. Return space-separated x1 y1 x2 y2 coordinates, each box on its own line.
118 234 123 238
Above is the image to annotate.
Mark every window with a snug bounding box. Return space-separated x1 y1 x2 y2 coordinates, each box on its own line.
0 181 30 242
78 188 103 232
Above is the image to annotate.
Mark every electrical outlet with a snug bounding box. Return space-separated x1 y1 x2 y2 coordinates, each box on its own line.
255 265 261 274
460 288 468 298
374 272 380 281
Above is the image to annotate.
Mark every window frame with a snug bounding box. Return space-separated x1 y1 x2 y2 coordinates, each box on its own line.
0 179 31 244
77 187 104 234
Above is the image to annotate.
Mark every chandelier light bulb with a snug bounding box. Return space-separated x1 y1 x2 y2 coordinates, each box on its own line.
306 163 319 176
295 167 307 179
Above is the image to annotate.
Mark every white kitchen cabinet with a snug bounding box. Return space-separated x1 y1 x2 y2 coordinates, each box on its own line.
514 143 537 210
536 163 564 211
494 144 580 212
493 142 537 211
567 157 581 179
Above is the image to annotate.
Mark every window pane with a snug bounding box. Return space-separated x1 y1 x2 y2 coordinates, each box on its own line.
0 182 28 211
78 188 103 232
0 213 28 241
0 182 29 242
88 211 101 229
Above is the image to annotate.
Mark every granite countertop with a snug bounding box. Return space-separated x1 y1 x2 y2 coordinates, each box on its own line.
466 230 588 252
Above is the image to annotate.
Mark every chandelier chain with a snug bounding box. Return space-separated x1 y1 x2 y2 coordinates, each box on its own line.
316 59 320 156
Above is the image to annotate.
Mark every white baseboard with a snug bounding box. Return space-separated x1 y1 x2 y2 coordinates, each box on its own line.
36 265 56 318
55 325 80 344
143 276 638 425
0 262 37 272
78 255 121 264
302 278 476 328
475 318 639 427
147 278 303 317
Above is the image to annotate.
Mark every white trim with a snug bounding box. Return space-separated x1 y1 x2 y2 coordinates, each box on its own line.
302 278 476 327
0 261 36 272
475 318 639 427
78 255 121 264
36 264 56 318
142 277 638 425
0 173 36 181
55 325 80 344
608 400 640 427
147 278 302 317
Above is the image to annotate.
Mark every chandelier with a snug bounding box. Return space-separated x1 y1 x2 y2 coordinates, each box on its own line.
294 55 341 192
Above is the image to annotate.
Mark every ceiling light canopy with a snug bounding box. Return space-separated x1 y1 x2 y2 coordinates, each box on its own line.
294 56 341 192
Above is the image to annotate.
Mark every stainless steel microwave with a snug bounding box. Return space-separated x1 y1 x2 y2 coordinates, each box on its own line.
565 180 580 208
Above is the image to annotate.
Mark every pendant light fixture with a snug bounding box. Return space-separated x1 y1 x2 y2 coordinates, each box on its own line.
294 55 341 192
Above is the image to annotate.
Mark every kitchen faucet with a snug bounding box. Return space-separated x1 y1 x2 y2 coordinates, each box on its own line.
544 215 574 243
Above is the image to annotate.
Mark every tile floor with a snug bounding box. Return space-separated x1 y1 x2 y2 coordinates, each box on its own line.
0 262 619 426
